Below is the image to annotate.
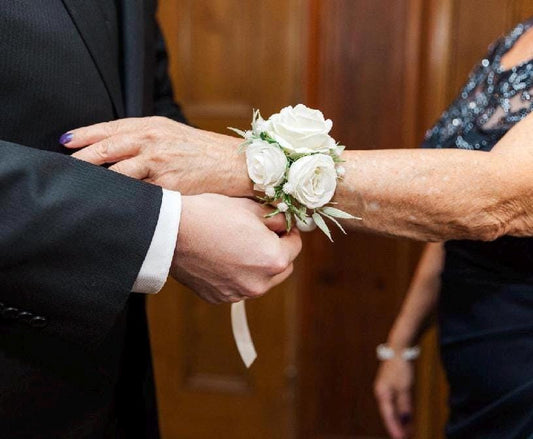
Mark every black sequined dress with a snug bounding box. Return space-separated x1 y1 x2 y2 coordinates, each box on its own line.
422 19 533 439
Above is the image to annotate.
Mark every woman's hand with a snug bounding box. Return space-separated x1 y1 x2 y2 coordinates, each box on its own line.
374 358 415 439
373 244 443 438
62 116 253 196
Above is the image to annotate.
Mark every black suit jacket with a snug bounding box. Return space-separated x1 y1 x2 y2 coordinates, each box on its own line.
0 1 186 437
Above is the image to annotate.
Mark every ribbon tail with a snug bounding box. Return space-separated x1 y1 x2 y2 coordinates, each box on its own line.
231 301 257 368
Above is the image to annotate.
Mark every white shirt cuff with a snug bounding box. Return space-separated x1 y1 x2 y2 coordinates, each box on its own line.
132 189 181 294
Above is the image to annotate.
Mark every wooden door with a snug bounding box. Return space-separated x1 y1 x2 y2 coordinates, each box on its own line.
298 1 427 437
148 1 306 438
150 1 533 438
298 1 533 439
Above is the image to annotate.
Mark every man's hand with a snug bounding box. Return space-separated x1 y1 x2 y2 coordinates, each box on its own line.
64 117 253 197
172 194 301 304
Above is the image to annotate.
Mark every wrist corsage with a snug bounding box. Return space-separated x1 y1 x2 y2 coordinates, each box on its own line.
230 104 360 240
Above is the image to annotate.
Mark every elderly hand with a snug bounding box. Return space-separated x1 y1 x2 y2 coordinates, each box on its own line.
374 357 415 439
62 117 253 196
171 194 301 304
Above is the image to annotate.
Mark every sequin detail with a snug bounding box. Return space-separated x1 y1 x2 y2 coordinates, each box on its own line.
423 19 533 151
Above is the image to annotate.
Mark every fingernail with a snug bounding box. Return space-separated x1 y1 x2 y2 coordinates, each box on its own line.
59 132 73 145
399 413 412 425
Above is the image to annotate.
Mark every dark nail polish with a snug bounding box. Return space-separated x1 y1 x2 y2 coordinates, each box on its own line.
59 132 73 145
399 413 412 425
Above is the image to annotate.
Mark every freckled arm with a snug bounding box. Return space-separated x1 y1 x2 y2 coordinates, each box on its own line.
334 113 533 241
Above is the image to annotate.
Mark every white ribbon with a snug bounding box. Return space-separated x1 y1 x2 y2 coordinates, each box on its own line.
231 301 257 368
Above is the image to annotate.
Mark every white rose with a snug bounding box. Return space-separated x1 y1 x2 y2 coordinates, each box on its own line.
287 154 337 209
245 140 288 191
252 116 272 136
268 104 334 154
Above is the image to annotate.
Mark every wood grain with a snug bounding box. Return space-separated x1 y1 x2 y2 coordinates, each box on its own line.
151 1 533 438
298 1 421 437
152 1 306 438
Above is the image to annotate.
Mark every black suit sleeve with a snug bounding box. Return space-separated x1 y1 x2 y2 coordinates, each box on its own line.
152 20 189 124
0 142 162 348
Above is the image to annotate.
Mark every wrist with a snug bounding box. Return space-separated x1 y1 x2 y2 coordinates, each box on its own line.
387 327 419 351
220 137 254 197
232 106 357 238
386 310 426 349
173 195 197 261
234 150 255 197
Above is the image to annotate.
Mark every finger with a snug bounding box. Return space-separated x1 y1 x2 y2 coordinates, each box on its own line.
263 211 287 234
201 292 223 305
396 391 413 430
109 158 150 180
71 136 142 166
62 118 142 148
267 263 294 290
277 228 302 264
378 392 404 439
194 286 236 305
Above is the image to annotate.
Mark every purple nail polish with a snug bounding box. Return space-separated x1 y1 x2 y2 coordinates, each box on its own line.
59 132 73 145
399 413 412 425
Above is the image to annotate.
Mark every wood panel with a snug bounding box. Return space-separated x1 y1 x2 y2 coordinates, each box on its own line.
151 1 533 439
298 1 423 437
299 1 533 439
512 0 533 27
157 0 305 134
149 278 300 439
150 1 306 438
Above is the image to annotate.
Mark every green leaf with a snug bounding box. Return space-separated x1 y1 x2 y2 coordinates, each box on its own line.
285 212 293 233
264 209 280 219
321 207 361 220
312 213 333 242
288 152 310 161
228 127 247 138
292 205 308 221
321 212 347 234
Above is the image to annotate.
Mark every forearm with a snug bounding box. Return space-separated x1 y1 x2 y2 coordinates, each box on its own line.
0 141 162 345
67 111 533 235
387 243 444 349
226 130 529 242
335 147 529 241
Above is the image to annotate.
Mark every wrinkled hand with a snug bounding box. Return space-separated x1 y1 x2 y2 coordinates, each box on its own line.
172 194 301 304
374 358 414 439
64 117 253 196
